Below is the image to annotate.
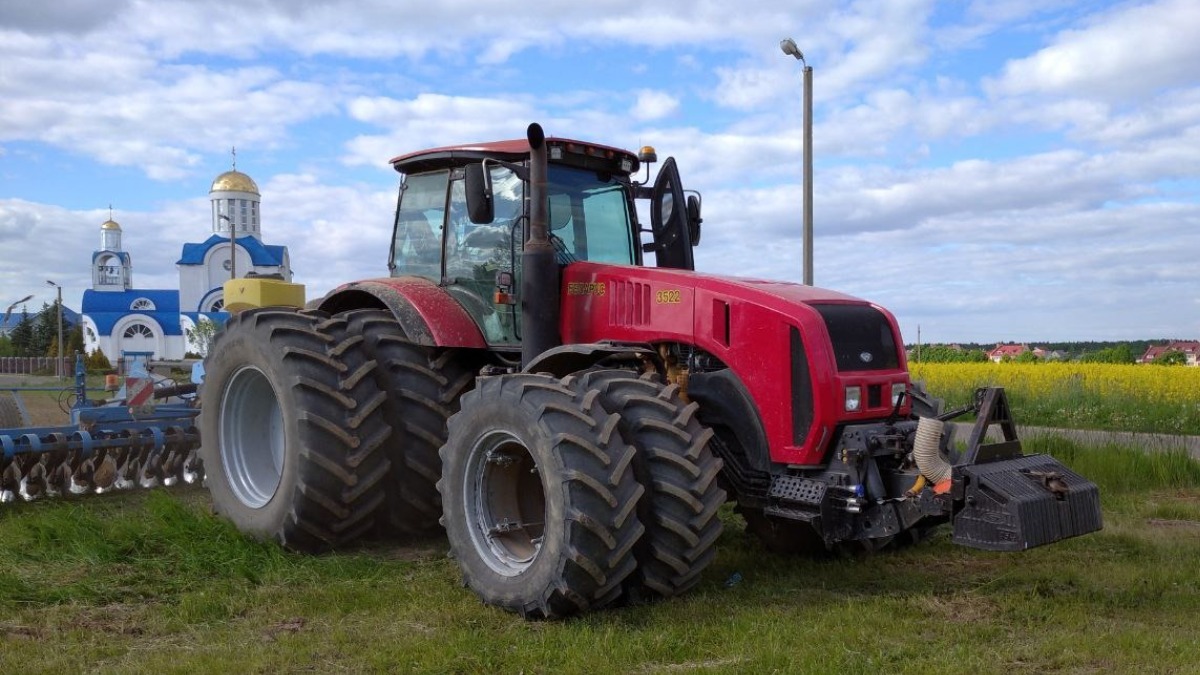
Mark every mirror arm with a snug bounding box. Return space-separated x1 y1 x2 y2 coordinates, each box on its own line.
485 158 529 181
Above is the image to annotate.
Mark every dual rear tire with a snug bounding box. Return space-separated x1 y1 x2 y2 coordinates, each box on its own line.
340 309 473 536
200 309 391 552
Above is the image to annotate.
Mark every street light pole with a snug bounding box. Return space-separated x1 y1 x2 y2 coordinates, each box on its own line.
46 280 64 379
218 214 236 281
781 37 814 286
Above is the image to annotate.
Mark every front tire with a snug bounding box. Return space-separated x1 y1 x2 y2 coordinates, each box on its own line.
438 373 644 619
575 369 725 601
200 309 391 552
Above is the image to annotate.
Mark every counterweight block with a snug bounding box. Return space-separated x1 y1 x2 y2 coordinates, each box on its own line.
950 454 1102 552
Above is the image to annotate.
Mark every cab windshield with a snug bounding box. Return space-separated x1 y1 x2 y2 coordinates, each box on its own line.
546 165 635 265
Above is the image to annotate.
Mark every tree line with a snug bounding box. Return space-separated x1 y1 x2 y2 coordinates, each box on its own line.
0 301 112 370
907 341 1191 365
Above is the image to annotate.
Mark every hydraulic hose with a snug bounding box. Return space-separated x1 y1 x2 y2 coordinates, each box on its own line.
913 417 952 485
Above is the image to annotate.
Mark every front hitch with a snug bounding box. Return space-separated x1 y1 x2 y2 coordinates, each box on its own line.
946 388 1103 551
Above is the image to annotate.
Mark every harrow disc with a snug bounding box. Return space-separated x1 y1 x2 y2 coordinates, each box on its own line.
0 423 202 504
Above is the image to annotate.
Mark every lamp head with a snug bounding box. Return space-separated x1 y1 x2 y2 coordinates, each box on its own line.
780 38 806 64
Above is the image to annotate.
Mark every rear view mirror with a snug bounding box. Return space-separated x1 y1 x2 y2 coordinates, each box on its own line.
686 193 702 246
464 164 494 224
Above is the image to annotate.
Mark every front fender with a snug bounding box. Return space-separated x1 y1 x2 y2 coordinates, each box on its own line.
314 277 487 348
522 342 657 377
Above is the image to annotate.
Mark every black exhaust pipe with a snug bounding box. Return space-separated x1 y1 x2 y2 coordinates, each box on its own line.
521 123 561 368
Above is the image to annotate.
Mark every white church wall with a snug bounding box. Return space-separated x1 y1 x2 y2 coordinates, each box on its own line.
178 265 205 311
81 315 101 354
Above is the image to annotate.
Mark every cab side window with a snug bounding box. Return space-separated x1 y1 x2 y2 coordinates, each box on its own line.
392 171 448 280
445 167 522 279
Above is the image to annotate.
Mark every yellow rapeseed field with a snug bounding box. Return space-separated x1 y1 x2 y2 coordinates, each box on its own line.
909 362 1200 434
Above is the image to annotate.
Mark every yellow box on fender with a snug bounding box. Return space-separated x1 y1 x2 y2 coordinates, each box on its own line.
223 278 306 313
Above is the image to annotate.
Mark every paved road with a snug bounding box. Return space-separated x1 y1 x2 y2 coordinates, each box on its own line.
948 422 1200 460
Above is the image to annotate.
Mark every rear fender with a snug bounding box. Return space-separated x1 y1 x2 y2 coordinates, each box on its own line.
312 278 487 348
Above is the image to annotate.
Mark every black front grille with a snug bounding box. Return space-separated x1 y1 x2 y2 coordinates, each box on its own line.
812 304 900 372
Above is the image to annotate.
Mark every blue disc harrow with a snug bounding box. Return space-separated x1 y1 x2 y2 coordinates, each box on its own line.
0 354 201 503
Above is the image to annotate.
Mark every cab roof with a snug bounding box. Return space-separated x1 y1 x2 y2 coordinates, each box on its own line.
389 137 639 175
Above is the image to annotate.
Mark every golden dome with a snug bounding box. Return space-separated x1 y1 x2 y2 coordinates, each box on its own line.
210 170 260 195
101 219 122 231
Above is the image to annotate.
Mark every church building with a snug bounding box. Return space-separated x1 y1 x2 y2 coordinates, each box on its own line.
81 164 292 360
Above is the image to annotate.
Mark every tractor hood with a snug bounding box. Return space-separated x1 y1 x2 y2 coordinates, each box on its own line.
560 261 896 342
559 262 911 467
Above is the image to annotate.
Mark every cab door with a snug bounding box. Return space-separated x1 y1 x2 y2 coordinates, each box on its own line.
649 157 695 270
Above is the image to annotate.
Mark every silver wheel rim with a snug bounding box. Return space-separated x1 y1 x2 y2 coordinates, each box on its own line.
220 365 285 508
464 430 546 576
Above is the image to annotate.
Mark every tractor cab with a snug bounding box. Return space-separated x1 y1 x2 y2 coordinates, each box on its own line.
386 137 701 346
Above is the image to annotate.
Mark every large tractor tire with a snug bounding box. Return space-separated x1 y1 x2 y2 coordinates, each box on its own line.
341 309 473 536
199 308 391 552
575 369 724 602
438 373 645 619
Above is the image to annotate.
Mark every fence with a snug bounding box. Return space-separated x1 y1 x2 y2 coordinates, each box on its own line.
0 357 71 376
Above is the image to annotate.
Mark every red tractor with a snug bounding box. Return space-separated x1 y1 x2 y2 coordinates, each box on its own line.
200 124 1102 618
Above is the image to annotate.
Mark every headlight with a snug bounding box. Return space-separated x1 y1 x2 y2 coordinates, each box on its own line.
845 386 862 412
892 383 907 407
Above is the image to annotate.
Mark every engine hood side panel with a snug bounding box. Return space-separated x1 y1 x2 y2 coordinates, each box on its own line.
559 263 908 466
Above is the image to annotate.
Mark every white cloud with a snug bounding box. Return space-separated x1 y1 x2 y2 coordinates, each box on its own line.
630 90 680 121
988 0 1200 100
343 94 540 168
712 66 791 111
0 34 339 179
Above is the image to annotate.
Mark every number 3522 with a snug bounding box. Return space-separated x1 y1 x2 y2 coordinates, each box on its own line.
655 289 682 304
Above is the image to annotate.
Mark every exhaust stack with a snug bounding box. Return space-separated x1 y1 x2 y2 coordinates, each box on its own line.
520 123 561 368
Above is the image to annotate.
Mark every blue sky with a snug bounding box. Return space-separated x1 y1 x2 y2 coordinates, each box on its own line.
2 0 1198 344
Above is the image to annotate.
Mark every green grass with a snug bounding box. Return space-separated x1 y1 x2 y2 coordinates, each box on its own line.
1031 435 1200 493
990 388 1200 436
1 443 1199 673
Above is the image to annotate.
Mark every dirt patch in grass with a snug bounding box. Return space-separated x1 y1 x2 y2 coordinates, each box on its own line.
262 617 307 641
358 537 447 563
636 656 746 673
913 592 999 623
1145 518 1200 529
1 623 44 640
1160 489 1200 503
72 604 148 636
